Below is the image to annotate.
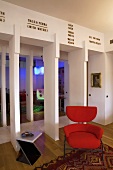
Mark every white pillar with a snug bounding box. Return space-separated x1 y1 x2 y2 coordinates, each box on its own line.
9 25 20 151
26 54 33 121
64 61 69 112
43 34 59 140
83 41 88 106
1 46 6 126
68 43 87 106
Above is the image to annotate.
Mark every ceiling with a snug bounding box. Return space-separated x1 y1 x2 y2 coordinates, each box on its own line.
2 0 113 33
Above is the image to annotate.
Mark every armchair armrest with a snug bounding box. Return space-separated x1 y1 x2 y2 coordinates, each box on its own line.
64 125 74 137
86 124 104 139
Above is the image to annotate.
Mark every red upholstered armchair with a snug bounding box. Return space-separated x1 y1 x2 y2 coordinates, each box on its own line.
64 106 104 160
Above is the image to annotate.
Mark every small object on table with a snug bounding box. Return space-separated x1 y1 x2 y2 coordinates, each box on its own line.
21 131 34 137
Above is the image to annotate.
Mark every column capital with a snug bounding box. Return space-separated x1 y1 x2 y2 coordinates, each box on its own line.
9 24 20 55
54 33 60 58
83 40 88 62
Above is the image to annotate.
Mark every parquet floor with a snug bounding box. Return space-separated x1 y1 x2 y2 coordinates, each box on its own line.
0 121 113 170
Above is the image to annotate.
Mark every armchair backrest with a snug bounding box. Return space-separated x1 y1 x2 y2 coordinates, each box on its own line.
66 106 97 122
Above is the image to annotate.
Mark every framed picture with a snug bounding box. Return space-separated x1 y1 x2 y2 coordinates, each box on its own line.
91 73 101 88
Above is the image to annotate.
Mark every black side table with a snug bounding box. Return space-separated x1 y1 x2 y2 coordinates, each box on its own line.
16 131 43 165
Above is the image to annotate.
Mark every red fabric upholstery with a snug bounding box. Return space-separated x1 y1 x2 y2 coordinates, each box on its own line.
64 106 104 150
66 106 97 122
64 124 104 149
64 124 103 139
67 132 100 149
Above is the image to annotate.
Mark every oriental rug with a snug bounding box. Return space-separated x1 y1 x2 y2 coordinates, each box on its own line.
35 144 113 170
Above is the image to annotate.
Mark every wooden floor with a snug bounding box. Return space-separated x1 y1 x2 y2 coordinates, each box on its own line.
0 122 113 170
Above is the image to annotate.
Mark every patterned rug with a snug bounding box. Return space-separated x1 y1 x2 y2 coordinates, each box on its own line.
35 144 113 170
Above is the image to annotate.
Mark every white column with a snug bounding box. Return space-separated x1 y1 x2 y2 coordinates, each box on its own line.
43 34 59 140
68 43 87 106
26 54 33 121
1 46 6 126
64 61 69 112
9 25 20 151
83 41 88 106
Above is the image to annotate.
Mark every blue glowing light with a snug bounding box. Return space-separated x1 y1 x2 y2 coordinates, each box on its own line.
34 66 44 75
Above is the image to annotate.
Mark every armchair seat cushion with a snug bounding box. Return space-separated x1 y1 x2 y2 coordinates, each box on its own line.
67 131 101 149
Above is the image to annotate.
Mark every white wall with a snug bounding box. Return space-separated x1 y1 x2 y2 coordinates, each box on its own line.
104 31 113 52
68 48 86 106
1 0 113 154
60 51 68 60
20 44 43 56
88 52 113 125
0 1 104 52
105 52 113 125
1 1 113 144
88 53 105 125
